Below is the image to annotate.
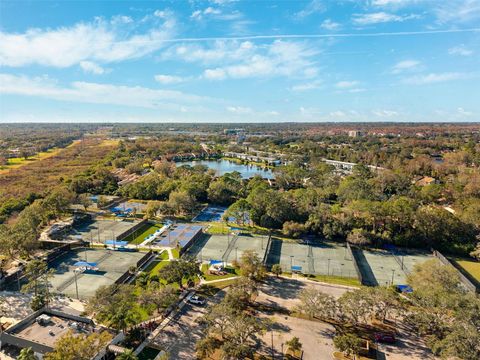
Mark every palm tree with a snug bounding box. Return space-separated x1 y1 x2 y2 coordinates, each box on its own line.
117 349 138 360
286 336 302 355
18 347 36 360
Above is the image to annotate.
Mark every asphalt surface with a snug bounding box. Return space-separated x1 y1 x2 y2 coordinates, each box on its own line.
149 291 224 359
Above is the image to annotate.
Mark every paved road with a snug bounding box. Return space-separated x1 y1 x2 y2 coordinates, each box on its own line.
377 323 435 360
256 276 351 310
149 291 224 359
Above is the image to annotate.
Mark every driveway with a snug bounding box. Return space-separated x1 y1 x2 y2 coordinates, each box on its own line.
149 291 224 359
377 323 435 360
256 276 351 310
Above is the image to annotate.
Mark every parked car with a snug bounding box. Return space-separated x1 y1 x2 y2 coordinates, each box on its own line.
374 333 396 344
188 295 206 305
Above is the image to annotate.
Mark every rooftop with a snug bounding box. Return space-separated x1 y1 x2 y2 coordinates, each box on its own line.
12 314 94 349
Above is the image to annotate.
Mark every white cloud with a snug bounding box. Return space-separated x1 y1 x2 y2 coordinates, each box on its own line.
291 80 322 92
335 80 359 89
79 61 106 74
448 45 474 56
191 7 222 20
0 12 176 68
163 40 255 65
372 109 399 117
391 59 422 74
457 107 473 116
321 19 341 31
371 0 421 7
402 72 470 85
204 68 227 80
226 106 252 114
294 0 325 20
198 40 319 80
353 12 420 25
435 0 480 24
348 88 367 93
154 74 186 84
329 111 347 117
0 73 207 109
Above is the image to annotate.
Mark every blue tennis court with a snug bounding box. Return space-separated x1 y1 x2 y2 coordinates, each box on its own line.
193 206 227 222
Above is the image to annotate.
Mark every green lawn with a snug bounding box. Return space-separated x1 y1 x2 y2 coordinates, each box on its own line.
143 259 169 277
451 257 480 283
293 273 361 287
201 263 240 281
0 146 66 173
197 278 238 296
171 248 180 259
122 223 163 245
205 222 230 234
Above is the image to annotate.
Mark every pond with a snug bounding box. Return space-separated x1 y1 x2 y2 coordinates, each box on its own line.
178 159 275 179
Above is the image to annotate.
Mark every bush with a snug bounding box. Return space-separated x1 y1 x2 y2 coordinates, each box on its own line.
282 221 306 238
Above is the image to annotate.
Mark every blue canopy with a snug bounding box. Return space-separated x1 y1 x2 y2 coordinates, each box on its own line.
105 240 128 246
210 260 223 265
291 265 302 272
74 261 98 267
397 285 413 293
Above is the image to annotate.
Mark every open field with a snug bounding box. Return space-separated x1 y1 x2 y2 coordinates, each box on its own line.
122 223 163 245
265 238 358 279
49 248 145 299
0 138 117 202
66 218 142 243
450 257 480 283
0 145 73 174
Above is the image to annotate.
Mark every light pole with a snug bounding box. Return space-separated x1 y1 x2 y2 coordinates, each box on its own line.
235 247 238 262
327 258 331 276
74 270 79 300
84 246 88 262
391 269 396 285
290 255 294 270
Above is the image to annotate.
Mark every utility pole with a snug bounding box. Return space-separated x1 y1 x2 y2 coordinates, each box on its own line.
271 331 274 360
74 270 79 300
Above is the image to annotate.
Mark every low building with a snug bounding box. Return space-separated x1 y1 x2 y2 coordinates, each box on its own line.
0 308 116 359
348 130 362 138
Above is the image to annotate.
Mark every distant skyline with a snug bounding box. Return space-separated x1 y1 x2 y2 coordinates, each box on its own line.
0 0 479 123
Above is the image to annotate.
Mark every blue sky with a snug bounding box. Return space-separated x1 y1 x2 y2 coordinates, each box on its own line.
0 0 479 123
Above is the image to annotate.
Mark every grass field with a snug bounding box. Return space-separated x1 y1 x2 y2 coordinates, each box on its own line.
0 138 117 203
452 257 480 282
205 222 230 234
143 256 169 277
201 263 240 281
0 143 76 174
122 223 163 245
304 274 361 287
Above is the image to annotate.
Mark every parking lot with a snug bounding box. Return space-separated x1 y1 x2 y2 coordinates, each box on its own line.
149 292 224 359
255 277 350 360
